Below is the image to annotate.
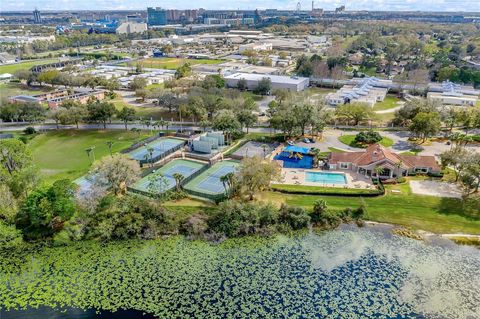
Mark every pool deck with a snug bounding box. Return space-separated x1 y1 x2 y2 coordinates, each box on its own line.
275 168 374 189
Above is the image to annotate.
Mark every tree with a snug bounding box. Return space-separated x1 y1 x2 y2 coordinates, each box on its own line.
135 89 148 102
0 139 33 177
236 109 257 133
440 146 470 182
292 102 315 136
172 173 184 192
87 101 116 129
254 77 272 95
335 103 374 126
47 107 66 129
90 154 140 196
310 199 328 224
0 184 17 224
409 112 441 142
237 78 248 91
129 77 148 91
16 179 77 239
459 153 480 198
354 131 383 145
146 173 170 200
37 69 60 86
59 106 87 129
117 106 136 130
202 74 225 89
237 156 282 200
175 62 192 79
212 110 241 143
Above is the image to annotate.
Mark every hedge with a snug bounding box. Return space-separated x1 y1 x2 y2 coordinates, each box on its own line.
270 184 384 197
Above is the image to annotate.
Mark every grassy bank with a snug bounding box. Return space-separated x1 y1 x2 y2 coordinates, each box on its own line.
258 187 480 235
121 58 224 70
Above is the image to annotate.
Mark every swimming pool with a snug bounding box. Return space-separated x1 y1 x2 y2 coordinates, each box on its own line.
305 171 347 185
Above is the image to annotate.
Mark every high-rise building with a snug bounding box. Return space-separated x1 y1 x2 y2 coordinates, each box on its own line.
147 7 167 26
33 9 42 24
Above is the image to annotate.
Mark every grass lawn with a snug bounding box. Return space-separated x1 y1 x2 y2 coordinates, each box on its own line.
122 58 224 70
111 97 176 121
372 95 401 111
0 58 60 74
338 134 394 148
258 188 480 234
0 83 52 100
28 130 151 183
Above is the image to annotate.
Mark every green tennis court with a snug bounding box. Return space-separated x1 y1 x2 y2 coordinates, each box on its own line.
184 160 239 195
131 159 206 194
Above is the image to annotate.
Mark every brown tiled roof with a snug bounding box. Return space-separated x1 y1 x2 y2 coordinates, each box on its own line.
329 143 440 170
329 152 363 164
399 155 441 171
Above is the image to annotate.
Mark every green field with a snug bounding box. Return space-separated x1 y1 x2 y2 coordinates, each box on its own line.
28 130 151 183
338 134 394 148
372 95 402 111
0 58 60 74
259 185 480 234
122 58 224 70
0 83 52 100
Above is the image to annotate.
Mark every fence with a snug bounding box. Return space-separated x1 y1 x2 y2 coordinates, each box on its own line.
138 142 186 167
183 188 227 203
120 134 163 154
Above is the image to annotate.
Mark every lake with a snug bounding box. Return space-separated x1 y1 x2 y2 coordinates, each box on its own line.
1 225 479 319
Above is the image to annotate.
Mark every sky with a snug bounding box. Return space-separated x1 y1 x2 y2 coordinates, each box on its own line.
2 0 480 12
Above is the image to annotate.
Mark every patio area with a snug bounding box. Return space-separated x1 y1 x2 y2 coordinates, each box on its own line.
277 168 374 189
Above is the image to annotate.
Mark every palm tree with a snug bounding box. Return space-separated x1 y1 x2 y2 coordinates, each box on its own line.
172 173 184 192
374 166 385 180
154 119 167 131
220 174 229 196
145 147 154 167
85 146 95 163
106 141 114 157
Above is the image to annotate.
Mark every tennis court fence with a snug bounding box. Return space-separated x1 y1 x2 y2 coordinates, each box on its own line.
139 142 186 167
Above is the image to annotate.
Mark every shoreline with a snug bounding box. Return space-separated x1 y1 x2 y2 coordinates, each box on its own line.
364 221 480 240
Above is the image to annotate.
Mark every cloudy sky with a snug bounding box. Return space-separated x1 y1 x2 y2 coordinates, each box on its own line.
3 0 480 12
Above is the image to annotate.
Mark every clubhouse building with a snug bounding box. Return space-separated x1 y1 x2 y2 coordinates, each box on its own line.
327 144 441 179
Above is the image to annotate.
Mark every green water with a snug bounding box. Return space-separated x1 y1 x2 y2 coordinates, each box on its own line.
1 226 479 319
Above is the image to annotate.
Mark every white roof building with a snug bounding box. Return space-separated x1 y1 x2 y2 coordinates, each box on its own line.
116 23 147 35
224 73 309 92
326 77 392 107
427 81 479 107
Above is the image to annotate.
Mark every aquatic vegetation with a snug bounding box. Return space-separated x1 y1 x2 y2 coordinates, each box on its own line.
0 227 479 319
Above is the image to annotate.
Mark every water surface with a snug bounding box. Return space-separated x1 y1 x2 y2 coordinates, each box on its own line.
1 226 479 319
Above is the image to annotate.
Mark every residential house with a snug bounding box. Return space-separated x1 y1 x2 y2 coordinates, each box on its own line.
327 144 441 179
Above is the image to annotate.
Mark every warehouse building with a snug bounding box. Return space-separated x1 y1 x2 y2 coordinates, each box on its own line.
224 73 309 92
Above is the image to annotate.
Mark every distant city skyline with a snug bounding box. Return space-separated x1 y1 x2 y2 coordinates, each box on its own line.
2 0 480 12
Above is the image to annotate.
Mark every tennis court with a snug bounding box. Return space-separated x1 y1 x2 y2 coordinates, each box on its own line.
131 159 206 194
129 138 185 162
184 160 239 195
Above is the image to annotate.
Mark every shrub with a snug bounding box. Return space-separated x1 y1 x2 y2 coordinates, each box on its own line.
354 130 383 145
396 177 407 183
24 127 36 135
279 204 310 230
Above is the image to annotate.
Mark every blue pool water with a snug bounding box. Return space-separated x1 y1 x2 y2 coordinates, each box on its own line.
274 152 314 168
305 171 347 184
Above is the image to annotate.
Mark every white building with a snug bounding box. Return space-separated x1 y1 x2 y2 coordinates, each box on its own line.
427 81 479 107
224 73 309 92
326 77 392 107
239 42 273 53
116 23 148 35
0 52 16 64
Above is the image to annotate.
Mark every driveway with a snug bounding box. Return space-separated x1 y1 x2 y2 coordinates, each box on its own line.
410 180 462 198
